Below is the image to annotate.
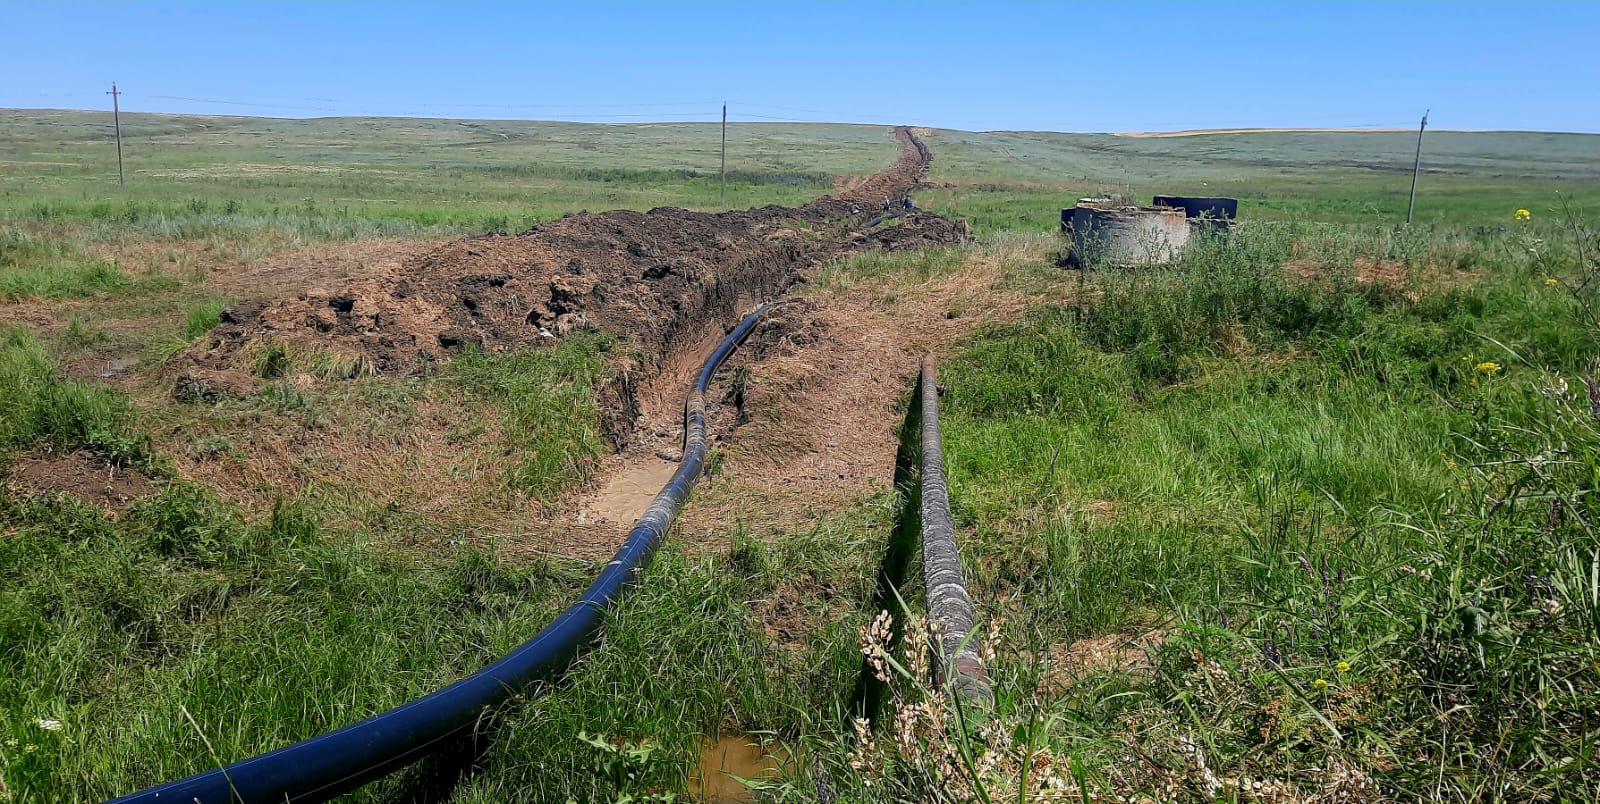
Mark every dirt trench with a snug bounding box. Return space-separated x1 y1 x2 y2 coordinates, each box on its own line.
182 127 965 449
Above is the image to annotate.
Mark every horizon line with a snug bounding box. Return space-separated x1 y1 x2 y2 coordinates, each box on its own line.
3 106 1597 137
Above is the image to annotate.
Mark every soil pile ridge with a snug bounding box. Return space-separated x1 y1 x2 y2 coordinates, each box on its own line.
184 126 964 447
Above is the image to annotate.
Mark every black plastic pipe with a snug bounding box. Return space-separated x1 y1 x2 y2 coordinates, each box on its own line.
862 210 905 229
108 303 771 804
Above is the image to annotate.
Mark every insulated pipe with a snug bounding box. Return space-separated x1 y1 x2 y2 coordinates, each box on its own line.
917 356 992 706
108 303 772 804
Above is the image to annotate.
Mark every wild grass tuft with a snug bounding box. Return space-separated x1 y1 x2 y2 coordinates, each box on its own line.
0 327 153 467
450 334 616 502
62 315 109 350
182 300 228 340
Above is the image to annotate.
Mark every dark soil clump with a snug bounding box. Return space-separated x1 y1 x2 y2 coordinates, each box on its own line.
5 451 157 511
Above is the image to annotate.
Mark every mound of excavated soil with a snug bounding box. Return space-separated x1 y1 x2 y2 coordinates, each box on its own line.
181 127 966 446
5 451 157 511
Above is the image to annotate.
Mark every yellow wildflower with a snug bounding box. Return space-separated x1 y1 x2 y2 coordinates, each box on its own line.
1475 361 1502 375
1336 661 1351 673
1312 678 1329 690
1546 277 1559 286
1514 208 1532 221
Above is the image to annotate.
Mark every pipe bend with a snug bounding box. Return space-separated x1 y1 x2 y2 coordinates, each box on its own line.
108 303 771 804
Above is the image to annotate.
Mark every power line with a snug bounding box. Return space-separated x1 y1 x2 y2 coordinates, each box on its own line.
130 93 339 112
729 99 995 130
117 91 728 121
727 101 833 116
8 87 998 129
729 112 816 123
129 90 717 112
176 89 718 109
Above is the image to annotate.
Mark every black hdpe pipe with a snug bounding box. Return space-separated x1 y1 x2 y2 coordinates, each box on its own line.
109 303 772 804
862 210 905 229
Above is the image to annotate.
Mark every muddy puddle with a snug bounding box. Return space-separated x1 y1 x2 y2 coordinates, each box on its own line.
99 355 136 378
580 458 679 525
688 733 788 803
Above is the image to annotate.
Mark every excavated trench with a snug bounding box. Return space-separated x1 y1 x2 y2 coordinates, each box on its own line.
179 127 966 449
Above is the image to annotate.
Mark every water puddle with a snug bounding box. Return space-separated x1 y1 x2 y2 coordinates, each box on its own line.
688 733 787 803
99 355 136 378
581 458 679 525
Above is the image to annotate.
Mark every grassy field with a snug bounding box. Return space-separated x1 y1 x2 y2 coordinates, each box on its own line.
2 110 1599 802
919 129 1600 235
0 110 897 236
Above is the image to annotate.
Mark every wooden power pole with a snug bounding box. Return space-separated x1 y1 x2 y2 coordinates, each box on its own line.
719 102 727 205
1406 109 1428 226
108 82 124 186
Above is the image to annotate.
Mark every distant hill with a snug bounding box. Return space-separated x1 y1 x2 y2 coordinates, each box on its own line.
6 108 1596 184
924 128 1600 184
4 109 1596 229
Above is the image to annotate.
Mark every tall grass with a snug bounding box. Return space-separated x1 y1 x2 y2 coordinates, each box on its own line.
0 229 130 301
450 334 616 501
804 219 1600 799
0 328 152 467
0 490 583 800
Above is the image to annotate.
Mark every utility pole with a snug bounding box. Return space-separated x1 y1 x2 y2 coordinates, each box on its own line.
719 102 727 205
1406 109 1428 226
107 82 124 186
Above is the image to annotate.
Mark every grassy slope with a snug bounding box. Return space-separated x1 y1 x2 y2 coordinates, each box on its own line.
774 228 1600 801
3 110 1600 801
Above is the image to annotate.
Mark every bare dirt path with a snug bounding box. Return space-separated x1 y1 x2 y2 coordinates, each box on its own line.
670 252 1035 551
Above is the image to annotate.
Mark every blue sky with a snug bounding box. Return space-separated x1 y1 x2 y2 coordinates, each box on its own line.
2 1 1596 133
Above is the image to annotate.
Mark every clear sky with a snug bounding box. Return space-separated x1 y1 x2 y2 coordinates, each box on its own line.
2 1 1596 133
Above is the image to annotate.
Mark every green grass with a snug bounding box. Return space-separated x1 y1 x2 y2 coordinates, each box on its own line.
0 229 133 301
5 108 1600 801
919 129 1600 236
0 111 902 241
450 335 616 500
0 329 627 799
0 490 587 799
0 327 153 468
7 227 1596 800
799 220 1600 800
7 110 1600 244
